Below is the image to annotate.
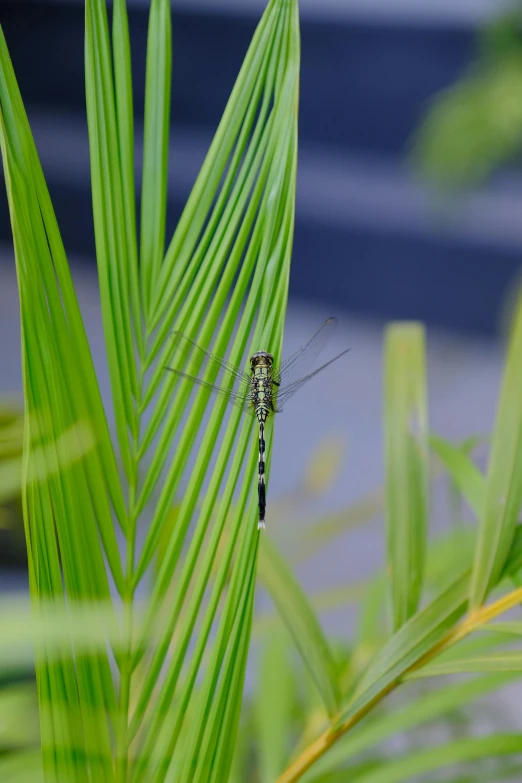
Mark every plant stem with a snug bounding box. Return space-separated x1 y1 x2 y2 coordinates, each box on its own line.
276 585 522 783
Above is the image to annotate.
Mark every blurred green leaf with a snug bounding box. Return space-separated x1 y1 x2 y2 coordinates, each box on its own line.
412 49 522 188
483 621 522 636
430 434 485 519
471 289 522 607
384 323 429 630
309 734 522 783
0 683 39 749
304 672 517 780
408 652 522 679
259 534 341 718
254 631 296 783
332 524 522 734
0 751 43 783
301 436 345 497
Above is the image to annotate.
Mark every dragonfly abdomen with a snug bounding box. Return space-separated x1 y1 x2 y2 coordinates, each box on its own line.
250 361 274 529
258 423 266 529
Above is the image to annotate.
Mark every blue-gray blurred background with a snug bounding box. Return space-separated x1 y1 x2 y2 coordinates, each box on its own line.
2 0 522 337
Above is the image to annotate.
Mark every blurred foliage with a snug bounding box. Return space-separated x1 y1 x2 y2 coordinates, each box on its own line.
412 7 522 188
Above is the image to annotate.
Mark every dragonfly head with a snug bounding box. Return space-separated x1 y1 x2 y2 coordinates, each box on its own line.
250 351 274 369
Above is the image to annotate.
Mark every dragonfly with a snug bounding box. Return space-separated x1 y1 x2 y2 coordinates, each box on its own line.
166 317 350 529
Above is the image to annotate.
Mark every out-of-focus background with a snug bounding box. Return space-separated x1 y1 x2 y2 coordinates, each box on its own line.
1 0 522 725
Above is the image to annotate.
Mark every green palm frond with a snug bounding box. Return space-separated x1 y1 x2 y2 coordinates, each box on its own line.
0 0 300 780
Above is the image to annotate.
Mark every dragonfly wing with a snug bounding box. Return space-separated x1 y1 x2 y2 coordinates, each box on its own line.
165 367 255 414
274 347 351 411
273 317 339 388
170 332 251 385
166 331 254 414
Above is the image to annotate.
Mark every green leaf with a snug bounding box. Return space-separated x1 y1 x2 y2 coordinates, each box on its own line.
471 289 522 607
305 672 516 779
140 0 171 317
384 323 429 629
1 24 127 781
429 434 485 519
112 0 142 357
412 48 522 189
483 621 522 635
407 652 522 679
338 571 469 730
333 525 522 733
0 682 39 748
0 751 43 783
259 534 341 719
1 2 302 782
254 631 297 783
310 734 522 783
85 0 141 475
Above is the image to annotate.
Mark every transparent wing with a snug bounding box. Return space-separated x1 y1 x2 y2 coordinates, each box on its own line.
273 317 339 388
165 332 254 414
274 348 351 411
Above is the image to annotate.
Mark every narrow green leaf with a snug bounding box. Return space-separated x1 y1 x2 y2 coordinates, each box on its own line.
229 713 252 783
126 4 301 783
140 0 171 316
112 0 142 356
259 534 341 718
471 289 522 606
185 535 259 783
310 735 522 783
407 652 522 679
384 323 429 630
255 631 297 783
0 26 126 529
430 434 485 519
334 525 522 732
85 0 139 474
307 672 517 779
483 621 522 635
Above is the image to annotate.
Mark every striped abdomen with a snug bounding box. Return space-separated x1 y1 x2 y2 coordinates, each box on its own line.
252 365 273 529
